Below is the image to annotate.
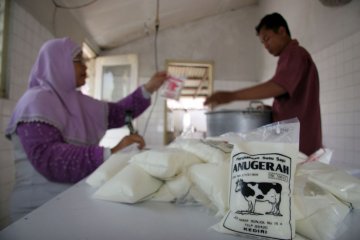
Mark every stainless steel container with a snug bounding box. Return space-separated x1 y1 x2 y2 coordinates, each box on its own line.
205 101 272 137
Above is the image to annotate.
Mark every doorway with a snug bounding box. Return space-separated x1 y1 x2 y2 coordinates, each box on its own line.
164 60 213 145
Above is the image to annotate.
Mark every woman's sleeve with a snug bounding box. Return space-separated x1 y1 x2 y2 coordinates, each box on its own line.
16 122 105 183
107 86 151 128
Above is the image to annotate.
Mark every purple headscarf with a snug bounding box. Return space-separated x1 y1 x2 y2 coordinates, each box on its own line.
6 37 108 145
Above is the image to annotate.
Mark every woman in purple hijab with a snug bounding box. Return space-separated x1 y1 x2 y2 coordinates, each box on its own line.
5 37 167 222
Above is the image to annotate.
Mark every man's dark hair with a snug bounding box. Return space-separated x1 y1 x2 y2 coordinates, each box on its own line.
255 12 291 37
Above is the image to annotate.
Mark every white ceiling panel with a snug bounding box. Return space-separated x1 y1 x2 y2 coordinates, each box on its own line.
56 0 258 50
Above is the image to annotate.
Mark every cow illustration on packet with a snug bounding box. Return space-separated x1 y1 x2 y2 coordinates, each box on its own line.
234 178 282 216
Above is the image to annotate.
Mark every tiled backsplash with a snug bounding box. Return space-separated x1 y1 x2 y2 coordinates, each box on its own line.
314 31 360 174
0 2 53 229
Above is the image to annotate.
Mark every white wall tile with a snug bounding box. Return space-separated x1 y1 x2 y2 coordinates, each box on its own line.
314 30 360 172
0 2 54 230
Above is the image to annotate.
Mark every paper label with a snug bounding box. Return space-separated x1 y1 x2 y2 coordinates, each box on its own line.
222 142 297 240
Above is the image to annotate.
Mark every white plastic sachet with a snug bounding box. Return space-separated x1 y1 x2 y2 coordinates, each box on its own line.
297 161 360 209
86 151 137 188
129 148 202 179
159 75 185 100
93 164 163 204
293 170 351 240
189 162 230 216
214 119 300 240
151 173 193 202
168 139 233 164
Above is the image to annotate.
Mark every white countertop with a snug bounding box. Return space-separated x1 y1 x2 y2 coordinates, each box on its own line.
1 181 359 240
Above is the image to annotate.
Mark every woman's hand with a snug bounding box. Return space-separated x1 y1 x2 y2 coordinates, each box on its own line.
111 134 145 154
144 71 168 94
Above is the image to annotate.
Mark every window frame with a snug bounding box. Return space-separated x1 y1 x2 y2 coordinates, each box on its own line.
0 0 10 98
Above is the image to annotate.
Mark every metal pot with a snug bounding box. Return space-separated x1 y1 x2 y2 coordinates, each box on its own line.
205 101 272 137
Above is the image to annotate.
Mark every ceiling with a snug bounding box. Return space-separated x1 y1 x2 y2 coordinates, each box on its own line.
56 0 258 50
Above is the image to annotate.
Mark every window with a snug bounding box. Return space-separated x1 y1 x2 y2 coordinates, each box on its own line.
93 54 138 148
0 0 9 98
164 60 214 144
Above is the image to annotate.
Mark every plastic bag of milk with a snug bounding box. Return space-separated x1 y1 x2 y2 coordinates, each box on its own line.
159 75 185 100
213 118 300 240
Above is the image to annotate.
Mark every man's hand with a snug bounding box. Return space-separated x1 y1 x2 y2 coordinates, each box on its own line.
204 91 236 108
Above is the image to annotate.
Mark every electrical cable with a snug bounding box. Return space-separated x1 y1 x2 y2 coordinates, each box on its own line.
52 5 58 37
142 0 160 137
154 0 160 72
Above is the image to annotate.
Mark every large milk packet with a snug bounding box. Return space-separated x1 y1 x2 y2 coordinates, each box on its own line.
213 119 300 240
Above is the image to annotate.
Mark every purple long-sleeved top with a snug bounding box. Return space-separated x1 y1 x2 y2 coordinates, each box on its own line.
16 87 150 183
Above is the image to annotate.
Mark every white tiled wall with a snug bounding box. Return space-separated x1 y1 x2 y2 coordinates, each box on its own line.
314 31 360 175
136 77 166 148
0 2 53 229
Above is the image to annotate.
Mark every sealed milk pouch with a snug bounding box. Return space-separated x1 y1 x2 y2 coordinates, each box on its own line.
189 162 230 216
160 75 185 100
214 119 299 240
86 151 137 188
168 138 233 163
